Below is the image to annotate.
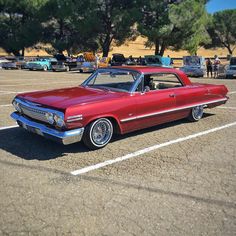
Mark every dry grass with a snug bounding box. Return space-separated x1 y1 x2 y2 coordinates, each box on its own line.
0 36 233 58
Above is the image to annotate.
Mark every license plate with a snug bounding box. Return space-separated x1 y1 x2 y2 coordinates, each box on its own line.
22 124 43 136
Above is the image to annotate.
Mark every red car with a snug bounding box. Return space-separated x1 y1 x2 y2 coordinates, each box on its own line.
11 66 228 149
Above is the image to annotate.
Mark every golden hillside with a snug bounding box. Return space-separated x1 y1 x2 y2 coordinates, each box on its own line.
0 36 232 58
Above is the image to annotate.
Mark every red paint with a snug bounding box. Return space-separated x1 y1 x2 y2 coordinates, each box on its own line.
16 67 228 133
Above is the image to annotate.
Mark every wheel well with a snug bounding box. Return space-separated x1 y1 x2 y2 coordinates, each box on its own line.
107 117 121 134
87 117 121 134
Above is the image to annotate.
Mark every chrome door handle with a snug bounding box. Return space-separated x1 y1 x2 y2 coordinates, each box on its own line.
169 94 176 98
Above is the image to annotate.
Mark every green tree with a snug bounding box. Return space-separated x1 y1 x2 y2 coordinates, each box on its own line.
138 0 210 56
0 0 46 56
206 9 236 55
169 0 210 55
40 0 99 55
93 0 139 57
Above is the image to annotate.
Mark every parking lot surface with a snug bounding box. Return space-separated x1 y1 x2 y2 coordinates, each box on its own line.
0 69 236 236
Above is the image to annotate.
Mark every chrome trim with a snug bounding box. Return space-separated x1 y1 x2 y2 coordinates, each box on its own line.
67 114 83 119
67 114 83 123
11 112 84 145
67 118 83 123
120 98 228 123
14 98 64 125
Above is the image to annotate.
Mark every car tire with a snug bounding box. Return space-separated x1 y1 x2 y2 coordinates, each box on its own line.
83 118 113 150
226 75 232 79
188 105 204 122
43 65 48 71
79 69 83 73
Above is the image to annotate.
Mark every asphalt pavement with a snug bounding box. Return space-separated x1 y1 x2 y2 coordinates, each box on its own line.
0 69 235 236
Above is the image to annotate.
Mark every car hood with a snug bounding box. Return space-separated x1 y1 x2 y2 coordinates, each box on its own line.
17 86 125 110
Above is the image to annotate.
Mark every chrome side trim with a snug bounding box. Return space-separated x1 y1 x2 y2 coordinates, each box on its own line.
67 114 83 123
11 112 84 145
120 98 228 123
67 114 83 119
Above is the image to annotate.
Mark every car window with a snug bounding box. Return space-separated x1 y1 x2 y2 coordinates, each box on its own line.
143 73 183 91
86 70 139 92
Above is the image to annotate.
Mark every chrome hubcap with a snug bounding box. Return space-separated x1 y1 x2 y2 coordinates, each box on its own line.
91 120 112 146
192 106 203 120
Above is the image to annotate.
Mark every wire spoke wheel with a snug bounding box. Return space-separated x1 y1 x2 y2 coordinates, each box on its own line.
83 118 113 149
91 119 112 146
188 105 204 121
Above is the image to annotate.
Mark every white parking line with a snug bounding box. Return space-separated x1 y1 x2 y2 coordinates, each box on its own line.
0 90 18 94
71 121 236 176
0 125 18 130
0 81 79 87
0 104 11 107
0 90 37 95
217 106 236 110
228 91 236 95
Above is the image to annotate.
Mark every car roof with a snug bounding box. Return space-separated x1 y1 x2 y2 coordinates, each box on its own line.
107 66 192 85
110 66 177 74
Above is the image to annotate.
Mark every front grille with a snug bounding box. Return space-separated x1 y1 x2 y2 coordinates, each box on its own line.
19 103 48 123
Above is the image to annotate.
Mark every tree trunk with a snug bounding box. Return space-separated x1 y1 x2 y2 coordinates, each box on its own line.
160 42 165 56
102 35 112 57
226 45 233 55
12 50 21 57
155 39 160 55
21 48 25 57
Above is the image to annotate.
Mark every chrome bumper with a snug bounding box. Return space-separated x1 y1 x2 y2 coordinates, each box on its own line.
11 112 84 145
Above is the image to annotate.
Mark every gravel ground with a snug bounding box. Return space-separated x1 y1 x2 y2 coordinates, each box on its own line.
0 69 235 236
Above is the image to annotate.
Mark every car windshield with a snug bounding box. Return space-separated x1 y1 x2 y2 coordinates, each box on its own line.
230 58 236 65
183 56 201 66
83 69 140 92
113 55 126 62
146 57 161 64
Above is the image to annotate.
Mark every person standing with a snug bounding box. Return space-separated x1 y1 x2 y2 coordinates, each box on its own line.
95 53 100 69
206 58 213 78
213 55 221 78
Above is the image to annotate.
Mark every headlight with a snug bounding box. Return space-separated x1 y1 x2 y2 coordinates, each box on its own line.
45 112 54 124
12 100 22 112
54 114 65 127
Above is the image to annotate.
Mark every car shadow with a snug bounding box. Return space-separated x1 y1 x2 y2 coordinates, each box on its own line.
0 113 215 161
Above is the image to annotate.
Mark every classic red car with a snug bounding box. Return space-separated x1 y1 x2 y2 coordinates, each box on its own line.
11 66 228 149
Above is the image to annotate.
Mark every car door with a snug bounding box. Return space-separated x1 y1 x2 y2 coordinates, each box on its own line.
132 73 180 130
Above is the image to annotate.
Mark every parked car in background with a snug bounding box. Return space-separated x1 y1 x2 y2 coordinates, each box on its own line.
27 58 57 71
225 57 236 79
11 66 228 150
51 60 72 72
110 53 126 66
98 57 111 68
51 55 77 72
78 53 110 72
51 53 110 73
0 57 10 68
144 55 172 67
2 57 26 69
179 56 205 77
126 56 136 65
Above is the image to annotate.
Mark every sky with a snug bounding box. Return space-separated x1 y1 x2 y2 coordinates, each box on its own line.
207 0 236 13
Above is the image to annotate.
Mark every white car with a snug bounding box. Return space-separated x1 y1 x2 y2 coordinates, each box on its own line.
0 57 10 68
225 57 236 79
179 56 205 77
